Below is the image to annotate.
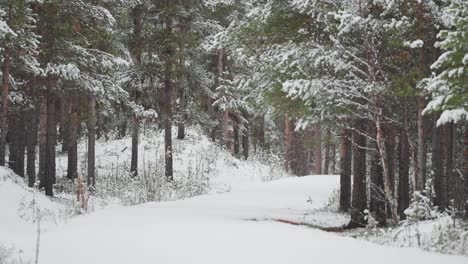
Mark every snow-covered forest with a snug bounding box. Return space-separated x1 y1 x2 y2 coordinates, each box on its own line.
1 0 467 263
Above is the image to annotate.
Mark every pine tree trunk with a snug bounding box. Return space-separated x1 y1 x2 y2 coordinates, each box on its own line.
339 128 351 212
67 96 78 180
259 115 265 150
284 114 290 171
87 95 96 188
38 98 47 189
324 129 331 175
416 96 426 191
348 119 367 228
376 116 399 224
313 123 322 174
233 119 239 157
242 117 249 160
463 127 468 217
398 126 410 220
44 77 56 196
177 17 187 140
131 113 139 177
370 132 386 227
59 96 69 153
432 113 448 211
15 114 26 177
130 5 143 176
26 107 37 187
331 143 336 174
163 12 174 181
0 46 11 166
8 115 17 173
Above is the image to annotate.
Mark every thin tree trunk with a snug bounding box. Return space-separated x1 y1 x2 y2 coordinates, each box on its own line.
331 143 336 174
0 1 12 164
67 96 78 180
87 95 96 188
26 107 37 187
416 96 426 191
233 119 240 157
348 119 367 228
324 129 331 175
339 128 351 212
131 113 139 176
38 98 47 189
15 114 26 177
463 127 468 217
398 126 410 220
0 46 11 166
376 116 399 224
370 132 386 227
313 123 322 174
259 115 265 150
163 13 174 181
177 17 187 140
59 96 69 152
242 113 249 160
284 114 290 171
44 77 56 196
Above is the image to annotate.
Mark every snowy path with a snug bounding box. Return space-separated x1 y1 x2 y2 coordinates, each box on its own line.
37 176 467 264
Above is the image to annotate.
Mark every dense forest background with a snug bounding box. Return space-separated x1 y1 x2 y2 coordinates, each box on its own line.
1 0 467 229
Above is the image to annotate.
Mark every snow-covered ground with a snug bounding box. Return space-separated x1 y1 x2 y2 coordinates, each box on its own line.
29 176 468 264
1 129 467 263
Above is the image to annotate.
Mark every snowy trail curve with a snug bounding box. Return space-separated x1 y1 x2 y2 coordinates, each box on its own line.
37 176 467 264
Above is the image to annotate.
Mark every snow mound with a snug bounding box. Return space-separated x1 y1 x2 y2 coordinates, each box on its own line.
0 167 67 257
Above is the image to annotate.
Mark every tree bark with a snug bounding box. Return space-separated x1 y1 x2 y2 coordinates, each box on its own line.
67 96 79 180
26 107 37 187
44 77 56 196
284 114 290 171
177 16 187 140
416 96 426 191
463 127 468 217
324 129 331 175
233 118 240 157
38 98 47 189
0 46 11 166
87 95 96 188
339 128 351 212
348 119 367 228
370 134 386 227
131 113 139 177
242 117 249 160
258 115 265 150
164 14 174 181
432 113 448 211
398 126 410 220
313 123 322 174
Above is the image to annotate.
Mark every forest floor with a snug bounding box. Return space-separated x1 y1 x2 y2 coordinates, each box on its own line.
1 129 467 263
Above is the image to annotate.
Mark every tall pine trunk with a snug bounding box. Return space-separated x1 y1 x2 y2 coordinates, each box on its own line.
26 107 37 187
313 123 322 174
284 114 290 171
163 13 174 181
233 119 240 157
131 113 139 176
67 96 78 180
463 127 468 217
432 112 448 211
87 95 96 188
177 17 187 140
339 128 351 212
416 96 426 191
324 129 331 175
348 119 367 228
0 46 11 166
398 126 410 220
44 77 56 196
38 98 47 189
